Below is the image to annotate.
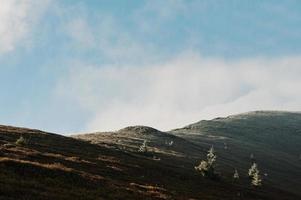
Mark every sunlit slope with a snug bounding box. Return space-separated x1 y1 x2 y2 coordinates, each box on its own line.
74 126 202 159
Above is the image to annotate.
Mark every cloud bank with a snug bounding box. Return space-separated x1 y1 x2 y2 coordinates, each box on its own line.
1 1 300 134
55 53 301 132
0 0 49 54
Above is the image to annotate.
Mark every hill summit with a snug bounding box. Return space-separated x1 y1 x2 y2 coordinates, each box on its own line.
118 126 160 134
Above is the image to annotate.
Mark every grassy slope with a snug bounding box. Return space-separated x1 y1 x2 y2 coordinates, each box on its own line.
171 111 301 197
0 111 300 199
0 125 267 200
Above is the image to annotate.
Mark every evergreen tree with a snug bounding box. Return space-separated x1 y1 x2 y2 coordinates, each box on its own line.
248 162 262 187
15 136 27 146
195 146 217 178
251 170 262 186
138 140 148 153
233 169 239 180
207 146 216 165
248 163 258 178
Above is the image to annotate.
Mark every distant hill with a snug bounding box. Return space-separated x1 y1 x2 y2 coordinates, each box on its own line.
1 111 301 199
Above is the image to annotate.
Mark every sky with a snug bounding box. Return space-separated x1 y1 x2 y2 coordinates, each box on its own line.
0 0 301 134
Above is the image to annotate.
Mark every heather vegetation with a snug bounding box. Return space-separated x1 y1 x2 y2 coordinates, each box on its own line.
171 111 301 197
1 111 301 199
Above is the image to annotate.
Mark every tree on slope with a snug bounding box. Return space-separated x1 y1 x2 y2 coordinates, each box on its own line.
251 170 262 186
138 140 148 153
248 162 262 187
233 169 239 180
195 146 218 179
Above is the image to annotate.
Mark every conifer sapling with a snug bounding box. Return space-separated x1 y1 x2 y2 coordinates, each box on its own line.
195 146 217 178
248 162 262 187
233 169 239 180
138 140 148 153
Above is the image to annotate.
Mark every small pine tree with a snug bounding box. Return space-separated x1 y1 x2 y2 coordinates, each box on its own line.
165 140 174 146
138 140 147 153
207 146 216 165
15 136 27 146
233 169 239 180
248 162 262 187
251 170 262 186
195 160 209 176
195 146 217 178
248 163 258 178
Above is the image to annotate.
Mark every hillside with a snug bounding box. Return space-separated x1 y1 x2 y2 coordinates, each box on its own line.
0 111 300 199
171 111 301 197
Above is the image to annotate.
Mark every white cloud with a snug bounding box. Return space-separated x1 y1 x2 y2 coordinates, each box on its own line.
54 53 301 132
0 0 49 54
51 2 301 133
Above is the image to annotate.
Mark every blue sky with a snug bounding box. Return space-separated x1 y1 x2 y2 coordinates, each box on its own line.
1 0 301 134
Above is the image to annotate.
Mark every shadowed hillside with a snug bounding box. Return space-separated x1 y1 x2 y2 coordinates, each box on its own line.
171 111 301 197
1 111 301 199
